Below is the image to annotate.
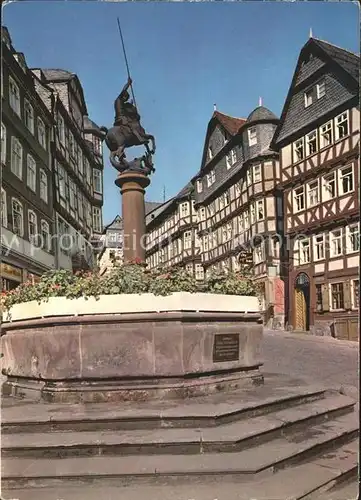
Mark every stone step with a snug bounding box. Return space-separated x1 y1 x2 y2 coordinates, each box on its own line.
2 439 358 499
1 394 355 458
311 480 359 500
2 412 358 489
1 384 328 433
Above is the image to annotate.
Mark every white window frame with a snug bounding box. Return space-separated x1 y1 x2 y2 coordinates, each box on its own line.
57 114 66 145
346 224 359 254
41 220 51 251
231 149 237 165
294 186 305 212
208 146 213 160
11 136 23 179
256 199 264 221
224 190 230 206
28 209 38 242
299 238 310 265
319 121 333 149
307 179 319 207
1 122 7 165
322 172 336 201
183 230 192 250
180 202 189 218
304 89 313 108
11 198 24 237
226 153 232 169
329 228 343 257
351 279 359 310
1 187 7 228
306 130 317 156
206 170 215 187
92 206 102 233
335 111 349 141
248 127 257 146
313 234 325 261
339 165 354 195
93 169 102 194
24 99 34 134
57 162 66 199
37 117 47 149
69 180 77 210
253 164 262 183
9 77 21 116
196 179 203 193
330 282 345 311
195 263 204 281
316 80 326 99
254 243 264 264
39 169 48 203
27 154 37 192
246 168 252 186
293 138 304 162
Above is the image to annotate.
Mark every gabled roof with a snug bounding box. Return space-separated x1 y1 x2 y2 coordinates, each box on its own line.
103 215 123 233
213 111 246 136
271 37 359 148
145 201 163 215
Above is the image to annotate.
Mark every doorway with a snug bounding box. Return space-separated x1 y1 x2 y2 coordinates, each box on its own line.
294 272 310 331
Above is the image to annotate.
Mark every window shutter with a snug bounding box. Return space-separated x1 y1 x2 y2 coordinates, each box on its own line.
344 281 351 310
322 283 329 311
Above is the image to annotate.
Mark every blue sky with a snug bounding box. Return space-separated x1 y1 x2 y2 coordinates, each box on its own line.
3 1 359 225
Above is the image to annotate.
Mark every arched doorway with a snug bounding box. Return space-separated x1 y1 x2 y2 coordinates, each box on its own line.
294 272 310 331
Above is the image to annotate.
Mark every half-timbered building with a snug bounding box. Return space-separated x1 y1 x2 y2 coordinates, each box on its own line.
192 109 284 326
1 27 55 289
271 37 360 340
97 215 124 275
145 184 203 280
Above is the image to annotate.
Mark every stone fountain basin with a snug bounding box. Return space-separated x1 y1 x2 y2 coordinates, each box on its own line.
1 292 263 403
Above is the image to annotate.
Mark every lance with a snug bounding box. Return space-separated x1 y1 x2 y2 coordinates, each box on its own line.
117 17 137 110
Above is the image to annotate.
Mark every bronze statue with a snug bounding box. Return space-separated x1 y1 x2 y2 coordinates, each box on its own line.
100 78 156 171
112 150 155 175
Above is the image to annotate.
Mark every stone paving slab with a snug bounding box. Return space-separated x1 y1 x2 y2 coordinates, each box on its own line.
2 449 356 500
2 412 358 480
2 394 354 451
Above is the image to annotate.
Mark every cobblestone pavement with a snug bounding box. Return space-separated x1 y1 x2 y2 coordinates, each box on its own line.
262 329 359 397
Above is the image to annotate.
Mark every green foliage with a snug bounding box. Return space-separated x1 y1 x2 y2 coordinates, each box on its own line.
0 262 259 311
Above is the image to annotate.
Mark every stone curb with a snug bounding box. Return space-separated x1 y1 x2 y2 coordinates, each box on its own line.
264 329 359 349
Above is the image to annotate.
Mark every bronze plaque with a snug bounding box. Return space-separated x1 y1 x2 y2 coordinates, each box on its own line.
213 334 240 362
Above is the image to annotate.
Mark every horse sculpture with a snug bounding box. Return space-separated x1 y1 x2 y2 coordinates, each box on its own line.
100 78 155 170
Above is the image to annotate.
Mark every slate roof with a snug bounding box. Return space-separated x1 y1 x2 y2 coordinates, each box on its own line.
175 181 193 199
145 201 163 215
246 106 278 124
145 181 194 226
313 38 359 82
102 215 123 233
83 115 101 132
41 69 75 81
213 111 246 136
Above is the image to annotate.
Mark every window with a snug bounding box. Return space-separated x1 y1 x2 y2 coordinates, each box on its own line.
12 198 23 236
256 199 264 220
315 284 323 312
57 114 65 145
339 165 353 195
307 180 319 207
38 118 46 149
208 146 213 160
335 112 348 140
39 169 48 203
93 135 102 155
352 280 359 309
11 137 23 179
206 170 215 187
244 211 249 229
92 207 102 233
316 80 326 99
28 210 38 241
200 207 206 221
183 230 192 250
235 181 241 197
231 149 237 165
227 222 232 240
248 127 257 146
294 186 305 212
304 89 313 107
69 180 77 209
313 234 325 261
85 158 92 186
24 100 34 134
246 168 252 186
40 221 50 251
330 229 343 257
93 169 102 193
346 224 359 253
78 147 83 176
323 172 336 200
27 154 36 191
226 153 232 169
253 164 261 183
254 244 264 264
180 202 189 218
1 122 6 164
299 238 310 264
294 139 304 161
320 122 332 149
238 214 244 234
306 131 317 156
250 204 256 224
9 77 20 116
224 191 230 206
331 283 344 310
1 188 7 227
195 263 204 281
196 179 203 193
58 163 66 198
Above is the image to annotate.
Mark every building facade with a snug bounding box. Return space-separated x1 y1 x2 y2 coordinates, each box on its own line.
271 37 359 340
193 110 284 325
145 187 204 279
1 27 55 289
97 215 124 275
32 69 104 271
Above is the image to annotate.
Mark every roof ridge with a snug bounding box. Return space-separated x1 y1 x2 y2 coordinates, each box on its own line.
213 110 246 121
312 37 360 59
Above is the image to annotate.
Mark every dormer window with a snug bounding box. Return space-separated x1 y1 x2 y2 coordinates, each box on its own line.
206 170 215 187
196 179 203 193
317 80 326 99
208 146 213 160
304 89 313 108
248 127 257 146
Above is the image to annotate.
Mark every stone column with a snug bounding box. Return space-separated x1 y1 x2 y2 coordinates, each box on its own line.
115 171 150 263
